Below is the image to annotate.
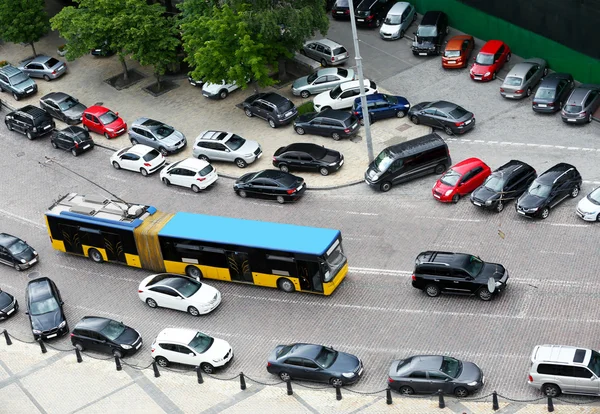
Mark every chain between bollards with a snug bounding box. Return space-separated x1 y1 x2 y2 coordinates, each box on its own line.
75 347 83 363
386 386 392 405
547 396 554 412
114 355 122 371
335 384 342 401
286 379 293 396
37 338 47 354
152 361 160 378
196 365 204 384
3 329 12 346
240 372 246 390
438 389 445 409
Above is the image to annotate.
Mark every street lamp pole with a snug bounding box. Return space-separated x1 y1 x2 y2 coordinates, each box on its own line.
347 0 374 162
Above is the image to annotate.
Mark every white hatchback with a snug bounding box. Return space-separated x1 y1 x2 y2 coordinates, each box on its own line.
151 328 233 373
576 186 600 221
313 79 378 112
160 158 218 192
138 273 221 316
110 144 166 176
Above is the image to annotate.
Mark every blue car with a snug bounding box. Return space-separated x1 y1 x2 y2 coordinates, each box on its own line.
352 93 411 125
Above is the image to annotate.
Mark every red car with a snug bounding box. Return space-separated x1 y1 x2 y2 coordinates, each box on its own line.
442 35 474 69
82 105 127 139
469 40 511 82
432 158 491 203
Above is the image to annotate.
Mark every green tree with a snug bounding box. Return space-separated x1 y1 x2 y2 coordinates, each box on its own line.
0 0 50 57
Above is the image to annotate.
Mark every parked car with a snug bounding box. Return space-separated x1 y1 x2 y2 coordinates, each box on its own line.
411 251 509 301
18 55 67 81
243 92 298 128
408 100 475 135
128 118 186 156
187 73 204 88
313 79 378 111
5 105 55 140
151 328 233 373
90 41 115 57
516 163 582 219
0 233 38 271
291 67 355 98
411 11 449 56
82 105 127 139
388 355 484 397
442 35 475 69
528 345 600 397
470 40 511 81
331 0 351 19
470 160 537 213
273 143 344 176
25 277 68 340
160 158 218 192
532 73 575 113
192 130 262 168
71 316 142 357
0 64 37 100
500 58 548 99
51 126 94 157
266 343 364 387
110 144 166 176
202 80 240 99
352 93 410 125
355 0 395 28
0 288 18 320
234 169 305 204
561 84 600 124
301 38 349 67
293 108 359 140
138 273 221 316
576 186 600 222
379 2 417 40
432 158 491 203
40 92 87 124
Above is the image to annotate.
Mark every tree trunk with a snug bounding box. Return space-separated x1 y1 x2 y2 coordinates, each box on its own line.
155 72 161 92
278 56 287 80
119 54 129 81
252 80 259 94
30 42 37 57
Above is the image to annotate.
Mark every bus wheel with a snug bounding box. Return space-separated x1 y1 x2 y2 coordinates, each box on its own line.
277 278 295 293
186 265 203 280
89 248 103 263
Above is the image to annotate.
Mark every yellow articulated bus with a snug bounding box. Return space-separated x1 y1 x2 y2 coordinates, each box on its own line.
45 193 348 295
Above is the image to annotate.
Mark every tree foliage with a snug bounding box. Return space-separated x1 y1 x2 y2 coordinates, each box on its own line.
0 0 50 57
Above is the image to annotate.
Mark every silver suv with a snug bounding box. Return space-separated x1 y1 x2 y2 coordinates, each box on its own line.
192 130 262 168
528 345 600 397
128 118 186 156
0 65 37 101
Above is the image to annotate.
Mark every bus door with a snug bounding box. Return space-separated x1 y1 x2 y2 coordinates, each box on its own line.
102 232 126 263
58 224 84 255
225 251 253 283
296 260 323 293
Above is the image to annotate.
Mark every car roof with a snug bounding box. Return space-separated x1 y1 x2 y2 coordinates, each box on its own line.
0 233 19 248
416 251 473 269
532 345 591 365
420 10 444 25
74 316 112 331
386 133 446 158
480 40 505 53
446 35 472 50
409 355 443 370
61 126 87 136
309 38 342 48
388 2 411 14
0 65 22 76
315 67 341 76
494 159 533 176
320 108 352 121
284 343 323 360
85 105 110 115
140 118 164 128
26 277 54 300
505 62 535 78
14 105 47 118
537 163 576 184
255 169 296 181
430 100 459 110
539 73 569 88
41 91 70 103
198 130 230 141
281 143 326 155
259 92 290 106
177 157 210 170
450 158 486 173
25 55 53 65
128 144 155 155
156 327 199 344
340 79 372 90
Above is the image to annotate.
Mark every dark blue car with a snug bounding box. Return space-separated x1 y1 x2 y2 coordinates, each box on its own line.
352 93 411 125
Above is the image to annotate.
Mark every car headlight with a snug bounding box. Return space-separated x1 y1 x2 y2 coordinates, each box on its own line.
20 259 26 264
342 372 355 378
105 128 114 132
329 162 338 166
244 153 254 157
445 189 453 196
467 381 479 386
32 329 42 334
404 104 409 107
484 72 491 77
121 344 132 349
470 68 474 74
33 250 37 255
58 321 67 328
485 200 493 206
495 281 502 287
372 174 380 181
530 207 539 212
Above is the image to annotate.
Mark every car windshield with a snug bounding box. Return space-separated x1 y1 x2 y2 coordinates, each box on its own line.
588 350 600 377
58 97 79 111
335 0 349 6
323 241 346 282
100 320 126 341
588 187 600 205
465 255 484 277
440 169 461 186
483 174 504 192
46 58 60 67
330 85 343 99
373 149 394 172
385 95 398 104
277 345 294 358
336 68 349 77
385 14 402 25
440 357 462 378
188 332 214 353
416 25 437 37
535 88 556 99
444 50 461 58
99 111 118 125
564 104 582 114
475 53 494 65
315 347 338 368
8 239 29 255
504 76 522 86
168 278 202 298
30 297 59 316
225 134 246 151
10 73 29 84
528 182 552 198
155 125 174 139
449 106 468 119
307 72 319 83
143 149 160 161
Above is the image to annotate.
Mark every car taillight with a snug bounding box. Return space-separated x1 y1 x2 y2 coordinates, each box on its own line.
528 375 533 382
52 70 56 75
547 103 554 107
151 348 155 353
516 89 524 94
411 274 416 281
367 14 374 20
499 88 504 92
74 142 79 148
267 362 272 367
197 177 206 182
287 189 296 194
388 377 394 383
344 128 350 133
455 121 464 127
581 111 587 117
70 333 74 337
273 156 277 162
345 10 349 14
331 56 335 62
138 290 143 293
353 111 359 116
144 162 151 166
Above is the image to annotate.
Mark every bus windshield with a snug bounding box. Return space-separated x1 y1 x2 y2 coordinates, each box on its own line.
323 240 346 282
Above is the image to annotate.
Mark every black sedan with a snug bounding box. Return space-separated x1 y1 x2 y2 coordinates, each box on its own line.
0 233 38 271
51 126 94 156
234 169 306 204
293 109 359 141
0 288 18 320
389 355 484 397
26 277 68 340
273 143 344 176
71 316 142 357
532 73 575 113
39 92 87 124
267 343 363 387
516 163 582 219
408 101 475 135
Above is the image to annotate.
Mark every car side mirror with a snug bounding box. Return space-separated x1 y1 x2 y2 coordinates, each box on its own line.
413 32 416 36
25 311 29 315
60 301 64 305
458 182 464 186
116 112 119 116
225 149 230 152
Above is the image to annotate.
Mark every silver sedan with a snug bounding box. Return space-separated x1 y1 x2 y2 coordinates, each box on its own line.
292 67 355 98
18 55 67 81
500 58 548 100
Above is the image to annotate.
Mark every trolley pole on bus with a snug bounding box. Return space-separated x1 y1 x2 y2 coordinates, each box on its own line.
347 0 374 162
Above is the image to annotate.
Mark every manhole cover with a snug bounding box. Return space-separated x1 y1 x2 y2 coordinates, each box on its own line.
16 152 25 157
395 124 412 132
27 271 41 279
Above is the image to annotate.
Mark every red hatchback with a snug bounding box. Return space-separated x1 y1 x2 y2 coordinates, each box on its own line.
442 35 474 69
469 40 511 82
82 105 127 139
432 158 491 203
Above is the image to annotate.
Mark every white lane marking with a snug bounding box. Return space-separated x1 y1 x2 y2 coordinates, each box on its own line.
447 138 600 153
250 202 283 208
415 216 481 222
349 266 412 276
0 209 45 229
56 264 139 283
539 250 575 256
105 175 128 183
584 180 600 185
322 209 378 216
549 223 589 228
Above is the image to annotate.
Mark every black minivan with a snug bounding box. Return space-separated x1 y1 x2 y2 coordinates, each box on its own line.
365 133 451 192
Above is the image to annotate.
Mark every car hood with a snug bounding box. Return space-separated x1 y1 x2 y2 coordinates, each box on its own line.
63 103 87 119
471 63 492 75
433 180 454 193
477 263 506 282
414 38 436 48
456 362 483 383
471 185 499 202
114 327 140 345
201 337 231 360
292 77 309 90
14 246 36 262
238 139 260 154
0 292 14 309
380 23 400 33
189 284 219 305
517 193 545 210
330 351 361 373
313 91 332 106
105 118 126 130
159 129 185 146
322 150 342 164
15 77 36 90
30 309 64 331
236 172 255 184
203 81 234 93
578 196 600 214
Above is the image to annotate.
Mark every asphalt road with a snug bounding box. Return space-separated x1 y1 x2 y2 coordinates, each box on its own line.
1 17 600 401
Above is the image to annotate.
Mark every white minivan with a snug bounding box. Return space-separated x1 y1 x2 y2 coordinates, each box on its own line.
379 2 417 40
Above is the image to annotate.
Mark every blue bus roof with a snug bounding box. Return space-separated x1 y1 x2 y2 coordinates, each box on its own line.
159 212 341 256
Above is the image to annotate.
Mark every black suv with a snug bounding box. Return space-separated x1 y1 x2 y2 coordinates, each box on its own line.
355 0 395 28
471 160 537 213
243 92 298 128
411 251 509 301
26 277 68 340
71 316 142 357
5 105 55 140
293 108 359 140
412 11 449 56
516 163 582 219
273 143 344 176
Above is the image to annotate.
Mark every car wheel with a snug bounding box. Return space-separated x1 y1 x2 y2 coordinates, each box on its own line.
43 75 51 82
299 49 306 55
155 356 169 367
146 298 158 308
279 164 289 173
540 207 550 219
83 125 89 131
399 385 414 395
400 29 405 38
88 248 103 263
542 384 561 398
526 87 532 97
320 58 327 67
104 132 110 139
477 288 493 301
452 194 460 203
199 154 210 162
277 278 295 293
268 119 276 128
319 167 329 176
238 190 247 198
71 149 78 157
434 164 446 174
410 115 420 125
5 121 12 131
74 342 85 352
185 265 203 279
506 53 511 62
219 89 228 99
492 72 497 80
51 140 58 149
295 126 305 135
380 181 392 192
330 378 344 388
495 201 504 213
140 168 149 177
159 147 168 157
444 126 453 135
13 92 20 101
200 362 214 374
235 158 247 168
14 263 22 271
332 132 341 141
375 18 382 28
396 110 406 118
588 114 593 123
113 350 123 358
191 184 201 193
425 284 440 297
130 138 138 145
26 130 34 140
597 213 600 222
300 90 310 99
321 106 331 112
244 108 253 117
570 186 580 198
279 372 291 382
276 195 285 204
454 387 469 398
162 178 170 186
187 306 200 317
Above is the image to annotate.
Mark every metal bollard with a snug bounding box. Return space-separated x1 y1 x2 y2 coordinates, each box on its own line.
438 390 445 409
196 365 204 384
152 361 160 378
335 384 342 401
37 338 47 354
492 391 499 411
240 372 246 390
547 396 554 412
3 330 12 346
386 386 393 405
75 347 83 363
286 379 293 396
115 355 122 371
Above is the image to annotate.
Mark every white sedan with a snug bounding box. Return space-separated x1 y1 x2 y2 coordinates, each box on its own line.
159 157 218 192
313 79 378 112
110 144 166 176
576 186 600 221
138 273 221 316
151 328 233 373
